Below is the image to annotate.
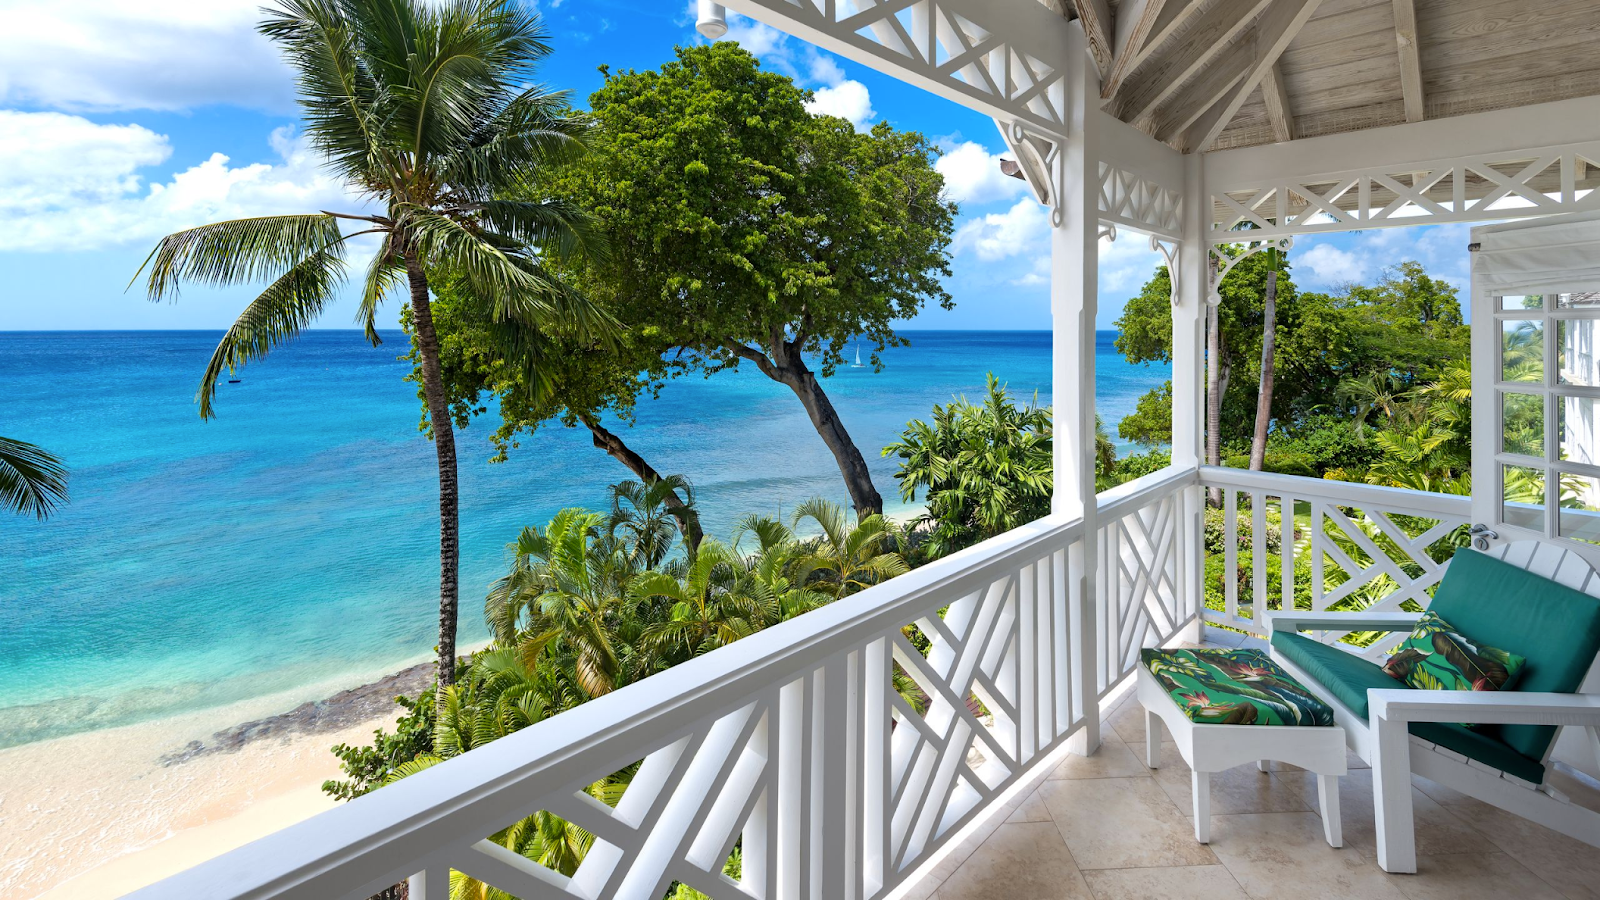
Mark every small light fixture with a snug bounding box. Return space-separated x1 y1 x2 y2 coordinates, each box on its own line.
697 1 728 39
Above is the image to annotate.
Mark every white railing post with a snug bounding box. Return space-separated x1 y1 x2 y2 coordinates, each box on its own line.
1052 27 1101 756
1173 151 1209 644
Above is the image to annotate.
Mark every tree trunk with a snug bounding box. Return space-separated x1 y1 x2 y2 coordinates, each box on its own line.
733 338 883 516
404 255 460 687
580 415 704 551
1205 300 1224 506
1249 268 1280 472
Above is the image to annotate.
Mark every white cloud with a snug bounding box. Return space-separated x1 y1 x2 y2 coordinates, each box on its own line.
0 0 293 112
935 141 1028 206
723 15 792 59
0 114 367 253
1298 242 1369 286
805 80 875 130
952 198 1049 262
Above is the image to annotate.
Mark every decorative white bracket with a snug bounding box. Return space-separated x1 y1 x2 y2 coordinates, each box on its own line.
1101 224 1117 242
1208 237 1292 306
1149 236 1178 305
998 118 1063 221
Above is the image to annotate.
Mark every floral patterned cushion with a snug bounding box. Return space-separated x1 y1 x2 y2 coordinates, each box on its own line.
1382 610 1527 694
1141 647 1334 726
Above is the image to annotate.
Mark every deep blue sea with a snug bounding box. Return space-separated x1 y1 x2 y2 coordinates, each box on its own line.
0 330 1165 747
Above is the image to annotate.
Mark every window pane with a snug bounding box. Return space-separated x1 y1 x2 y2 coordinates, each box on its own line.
1556 292 1600 309
1560 395 1600 465
1558 319 1600 386
1502 392 1544 456
1502 320 1544 383
1502 464 1546 532
1498 294 1543 310
1559 475 1600 545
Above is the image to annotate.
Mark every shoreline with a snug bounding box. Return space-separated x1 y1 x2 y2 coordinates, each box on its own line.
0 656 451 900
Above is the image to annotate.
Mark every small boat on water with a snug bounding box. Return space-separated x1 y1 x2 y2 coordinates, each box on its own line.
852 345 865 368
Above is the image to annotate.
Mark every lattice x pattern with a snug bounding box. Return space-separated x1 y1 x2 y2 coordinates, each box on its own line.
719 0 1077 141
399 523 1096 900
1208 141 1600 241
1095 480 1190 692
1200 470 1471 658
1099 162 1183 240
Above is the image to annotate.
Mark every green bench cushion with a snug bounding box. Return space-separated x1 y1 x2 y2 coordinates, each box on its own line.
1141 647 1334 726
1428 548 1600 762
1270 631 1546 784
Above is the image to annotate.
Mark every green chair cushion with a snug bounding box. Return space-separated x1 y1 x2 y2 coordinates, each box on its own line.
1382 610 1527 702
1430 549 1600 761
1140 647 1333 726
1270 632 1546 784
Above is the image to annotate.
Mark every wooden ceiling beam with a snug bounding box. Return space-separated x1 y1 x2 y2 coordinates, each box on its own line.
1261 61 1296 142
1114 0 1274 125
1098 0 1167 100
1070 0 1116 79
1152 33 1256 142
1392 0 1425 122
1183 0 1326 153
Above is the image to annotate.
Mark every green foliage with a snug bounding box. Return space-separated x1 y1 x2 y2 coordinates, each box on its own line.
1222 452 1316 479
0 436 68 519
1110 449 1173 484
883 374 1052 558
1118 380 1172 448
322 684 438 801
538 42 956 380
1114 257 1469 458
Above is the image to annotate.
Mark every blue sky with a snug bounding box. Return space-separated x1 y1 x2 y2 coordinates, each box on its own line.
0 0 1474 332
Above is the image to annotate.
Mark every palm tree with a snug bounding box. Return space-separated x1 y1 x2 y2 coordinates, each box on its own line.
631 541 773 664
609 475 699 566
484 509 636 698
789 498 909 597
1 437 67 519
134 0 611 685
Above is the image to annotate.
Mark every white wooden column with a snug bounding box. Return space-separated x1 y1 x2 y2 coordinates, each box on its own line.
1053 27 1101 756
1173 152 1209 641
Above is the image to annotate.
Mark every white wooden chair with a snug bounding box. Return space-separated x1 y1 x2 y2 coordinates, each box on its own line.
1265 541 1600 874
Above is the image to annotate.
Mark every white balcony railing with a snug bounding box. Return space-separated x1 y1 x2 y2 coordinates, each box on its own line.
1197 466 1472 658
129 467 1200 900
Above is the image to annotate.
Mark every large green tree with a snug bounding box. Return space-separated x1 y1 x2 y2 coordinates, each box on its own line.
136 0 610 685
537 43 956 516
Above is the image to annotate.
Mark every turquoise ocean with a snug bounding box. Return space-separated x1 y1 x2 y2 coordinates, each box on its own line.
0 330 1166 748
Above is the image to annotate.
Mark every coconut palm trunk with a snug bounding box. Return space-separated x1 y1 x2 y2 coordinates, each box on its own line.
1249 260 1281 472
404 256 462 680
135 0 612 688
1205 299 1225 506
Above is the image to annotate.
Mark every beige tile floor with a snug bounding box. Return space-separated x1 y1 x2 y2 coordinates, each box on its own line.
903 631 1600 900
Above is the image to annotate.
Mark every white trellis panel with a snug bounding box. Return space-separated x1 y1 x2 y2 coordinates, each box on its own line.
1094 469 1194 692
1099 161 1184 240
718 0 1078 141
1200 467 1472 659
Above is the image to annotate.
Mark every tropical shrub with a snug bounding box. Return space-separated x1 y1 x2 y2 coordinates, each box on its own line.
883 373 1052 558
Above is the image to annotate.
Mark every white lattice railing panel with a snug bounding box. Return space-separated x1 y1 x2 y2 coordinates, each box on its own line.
1208 141 1600 240
1199 467 1471 657
1094 469 1197 693
129 470 1204 900
719 0 1076 140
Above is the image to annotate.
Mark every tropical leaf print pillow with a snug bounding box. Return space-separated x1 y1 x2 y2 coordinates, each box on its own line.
1382 610 1527 696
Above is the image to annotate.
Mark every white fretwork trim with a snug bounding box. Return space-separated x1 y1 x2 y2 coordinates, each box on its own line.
720 0 1077 141
1209 141 1600 241
1149 236 1179 305
1208 238 1291 306
1100 161 1184 240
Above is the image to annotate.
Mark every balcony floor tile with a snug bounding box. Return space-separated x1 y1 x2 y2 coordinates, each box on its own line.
934 822 1094 900
1081 864 1244 899
1200 811 1408 900
1038 776 1220 869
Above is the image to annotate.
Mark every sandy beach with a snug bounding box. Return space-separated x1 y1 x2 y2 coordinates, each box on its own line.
0 663 434 900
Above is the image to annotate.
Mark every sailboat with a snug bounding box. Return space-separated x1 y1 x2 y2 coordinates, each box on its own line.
852 345 865 368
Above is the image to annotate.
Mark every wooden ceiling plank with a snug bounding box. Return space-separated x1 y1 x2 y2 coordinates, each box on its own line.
1392 0 1424 122
1261 62 1297 142
1186 0 1328 153
1152 32 1256 140
1099 0 1167 100
1115 0 1274 124
1070 0 1116 78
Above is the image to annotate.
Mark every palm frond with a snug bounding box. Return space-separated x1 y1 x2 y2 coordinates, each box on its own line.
359 234 405 345
0 437 68 520
197 247 349 417
134 215 343 300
